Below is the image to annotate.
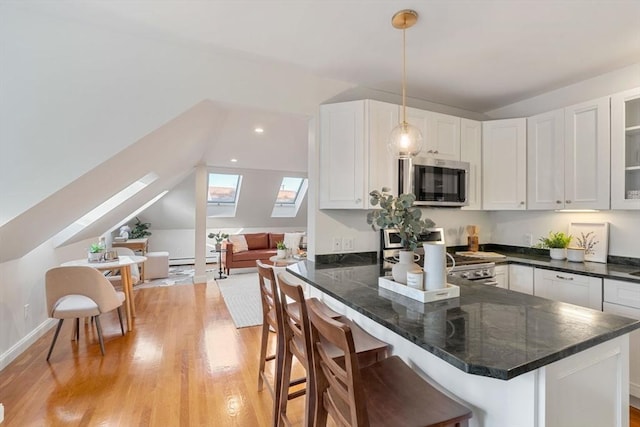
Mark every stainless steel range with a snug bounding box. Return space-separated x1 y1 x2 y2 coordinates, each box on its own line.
380 229 497 285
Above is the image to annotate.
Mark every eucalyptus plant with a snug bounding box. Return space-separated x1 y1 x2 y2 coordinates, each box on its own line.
366 187 435 251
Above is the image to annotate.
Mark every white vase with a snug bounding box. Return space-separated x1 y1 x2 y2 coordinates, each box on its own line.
549 248 567 260
276 249 287 259
392 250 420 285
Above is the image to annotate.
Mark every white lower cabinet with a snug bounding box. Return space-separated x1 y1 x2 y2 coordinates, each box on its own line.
494 264 508 289
533 268 602 310
508 264 534 295
603 278 640 399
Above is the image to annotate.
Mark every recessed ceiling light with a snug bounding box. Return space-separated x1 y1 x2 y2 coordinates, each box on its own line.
230 158 238 163
254 127 264 134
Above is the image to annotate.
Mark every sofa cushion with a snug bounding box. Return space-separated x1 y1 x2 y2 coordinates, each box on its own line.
232 248 276 262
245 233 269 250
284 232 304 250
269 233 284 249
228 235 248 253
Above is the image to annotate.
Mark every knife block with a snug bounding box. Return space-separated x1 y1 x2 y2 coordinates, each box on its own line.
467 235 479 252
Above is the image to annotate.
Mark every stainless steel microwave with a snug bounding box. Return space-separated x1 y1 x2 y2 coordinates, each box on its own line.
399 157 470 207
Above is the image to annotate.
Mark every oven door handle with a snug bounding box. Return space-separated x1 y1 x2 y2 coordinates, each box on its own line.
481 280 499 286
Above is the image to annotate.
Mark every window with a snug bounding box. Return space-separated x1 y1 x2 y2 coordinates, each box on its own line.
276 177 304 205
271 176 308 218
208 173 241 204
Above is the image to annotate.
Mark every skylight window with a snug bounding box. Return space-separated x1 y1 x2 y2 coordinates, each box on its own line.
271 177 308 218
52 173 158 247
208 173 241 205
276 177 304 205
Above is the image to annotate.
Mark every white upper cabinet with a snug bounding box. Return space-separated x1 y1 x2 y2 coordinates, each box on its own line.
460 118 482 210
319 100 398 209
527 109 565 209
482 118 527 210
405 107 461 160
564 97 610 210
527 97 610 210
611 87 640 210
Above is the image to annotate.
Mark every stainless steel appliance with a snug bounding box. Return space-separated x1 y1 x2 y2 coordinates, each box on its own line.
398 157 470 207
380 229 497 285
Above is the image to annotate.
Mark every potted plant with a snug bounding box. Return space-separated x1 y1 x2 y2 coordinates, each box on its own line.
208 231 229 251
88 243 104 263
367 187 435 284
130 217 152 239
276 241 287 259
537 231 572 260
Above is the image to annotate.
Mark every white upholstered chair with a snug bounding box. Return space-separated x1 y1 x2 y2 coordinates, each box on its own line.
107 247 141 287
45 266 126 361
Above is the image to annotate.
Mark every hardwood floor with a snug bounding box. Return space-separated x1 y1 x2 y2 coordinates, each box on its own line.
1 279 639 426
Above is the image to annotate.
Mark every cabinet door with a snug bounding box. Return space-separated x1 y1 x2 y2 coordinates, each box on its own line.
534 268 602 310
494 265 509 289
460 118 482 210
509 264 534 295
367 100 399 206
611 87 640 210
427 112 461 160
564 97 610 210
319 101 366 209
602 301 640 398
527 109 564 210
404 106 431 156
482 118 527 210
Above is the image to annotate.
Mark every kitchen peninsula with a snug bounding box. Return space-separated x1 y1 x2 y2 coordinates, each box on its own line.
288 260 640 427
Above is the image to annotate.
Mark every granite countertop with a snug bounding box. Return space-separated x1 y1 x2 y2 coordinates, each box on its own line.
287 260 640 381
493 252 640 284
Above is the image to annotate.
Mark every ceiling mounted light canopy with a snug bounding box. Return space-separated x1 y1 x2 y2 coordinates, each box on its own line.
388 9 422 159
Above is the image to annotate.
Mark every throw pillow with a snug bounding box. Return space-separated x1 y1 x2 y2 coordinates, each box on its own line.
283 232 304 251
228 235 249 253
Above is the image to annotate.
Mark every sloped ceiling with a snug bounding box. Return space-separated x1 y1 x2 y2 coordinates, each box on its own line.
31 0 640 113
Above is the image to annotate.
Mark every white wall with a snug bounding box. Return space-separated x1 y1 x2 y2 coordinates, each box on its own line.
489 210 639 257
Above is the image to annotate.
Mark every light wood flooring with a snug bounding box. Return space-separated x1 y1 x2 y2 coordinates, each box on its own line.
1 280 639 426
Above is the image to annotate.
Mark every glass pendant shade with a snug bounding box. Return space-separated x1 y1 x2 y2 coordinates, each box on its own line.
388 120 423 158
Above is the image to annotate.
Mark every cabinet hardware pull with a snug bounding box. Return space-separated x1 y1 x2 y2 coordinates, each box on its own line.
556 275 574 281
427 150 434 153
556 200 562 204
433 150 439 154
519 201 525 205
355 198 362 204
565 200 572 204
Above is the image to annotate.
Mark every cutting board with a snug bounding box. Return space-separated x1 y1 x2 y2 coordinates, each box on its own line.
456 251 506 259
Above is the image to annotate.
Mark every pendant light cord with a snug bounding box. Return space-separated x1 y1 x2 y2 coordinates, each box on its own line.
402 24 407 126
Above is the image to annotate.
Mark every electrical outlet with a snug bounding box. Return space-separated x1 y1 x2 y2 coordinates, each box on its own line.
343 237 354 251
332 237 342 252
23 304 29 320
524 233 533 246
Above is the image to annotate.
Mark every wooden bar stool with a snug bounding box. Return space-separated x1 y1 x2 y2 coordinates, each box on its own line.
256 261 289 427
277 275 389 427
307 298 473 427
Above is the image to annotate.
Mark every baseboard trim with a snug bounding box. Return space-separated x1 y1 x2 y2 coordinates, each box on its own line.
169 257 218 266
0 318 56 371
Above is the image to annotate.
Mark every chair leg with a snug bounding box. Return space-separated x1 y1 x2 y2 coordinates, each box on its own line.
277 343 294 426
75 318 80 341
46 319 64 361
94 315 106 356
116 306 125 336
257 322 270 391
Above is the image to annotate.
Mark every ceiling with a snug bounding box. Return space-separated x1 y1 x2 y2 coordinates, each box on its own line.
53 0 640 114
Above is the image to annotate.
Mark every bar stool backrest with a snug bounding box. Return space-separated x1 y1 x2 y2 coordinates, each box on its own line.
277 274 312 368
307 298 369 427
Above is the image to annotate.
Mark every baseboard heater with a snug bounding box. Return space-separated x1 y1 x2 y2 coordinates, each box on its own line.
170 256 219 266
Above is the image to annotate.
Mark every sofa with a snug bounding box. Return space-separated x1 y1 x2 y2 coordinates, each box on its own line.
222 232 282 274
222 232 305 274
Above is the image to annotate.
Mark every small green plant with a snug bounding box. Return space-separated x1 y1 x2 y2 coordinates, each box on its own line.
130 217 152 239
366 187 435 251
276 241 287 250
537 231 572 249
208 231 229 244
89 243 103 253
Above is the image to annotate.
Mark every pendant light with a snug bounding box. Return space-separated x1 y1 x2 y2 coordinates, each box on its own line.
388 9 422 159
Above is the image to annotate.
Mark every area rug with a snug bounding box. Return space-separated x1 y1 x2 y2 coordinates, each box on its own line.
135 265 216 289
216 273 263 328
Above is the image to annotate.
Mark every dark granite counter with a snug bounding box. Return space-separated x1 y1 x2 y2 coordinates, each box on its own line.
495 252 640 284
287 260 640 380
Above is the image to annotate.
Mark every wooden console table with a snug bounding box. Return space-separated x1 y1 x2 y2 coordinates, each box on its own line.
112 238 148 281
